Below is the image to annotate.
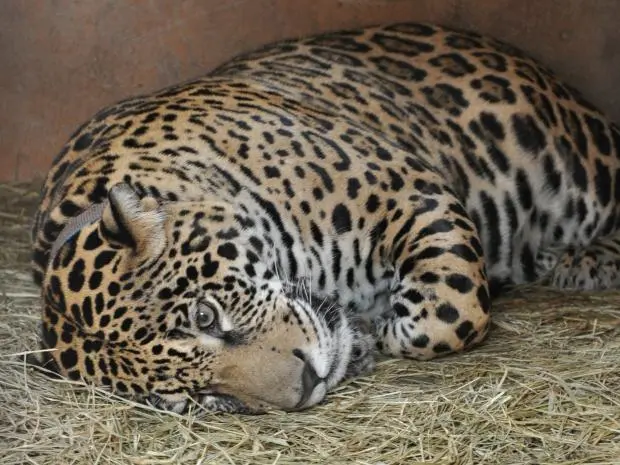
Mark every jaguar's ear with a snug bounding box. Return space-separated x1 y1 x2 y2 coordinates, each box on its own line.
100 183 166 260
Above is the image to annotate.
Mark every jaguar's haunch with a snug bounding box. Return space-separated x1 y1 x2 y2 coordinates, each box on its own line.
30 23 620 413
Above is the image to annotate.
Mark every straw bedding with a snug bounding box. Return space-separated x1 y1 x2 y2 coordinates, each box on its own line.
1 183 619 465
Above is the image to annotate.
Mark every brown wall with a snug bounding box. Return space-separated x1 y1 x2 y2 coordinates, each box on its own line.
2 0 620 182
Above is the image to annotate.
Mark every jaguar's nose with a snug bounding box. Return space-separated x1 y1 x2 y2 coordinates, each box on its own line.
293 349 324 408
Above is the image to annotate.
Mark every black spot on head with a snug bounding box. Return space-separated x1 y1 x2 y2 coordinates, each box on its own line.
216 227 240 240
186 265 199 281
113 307 127 319
82 338 102 353
53 237 77 270
300 201 311 214
95 293 105 314
157 288 173 300
83 228 104 251
376 147 392 161
347 178 362 200
364 171 378 185
94 250 116 269
41 323 58 349
121 318 133 332
387 168 404 191
59 200 82 218
88 271 103 290
83 356 95 376
366 194 380 213
201 253 220 278
264 166 281 178
217 243 238 260
108 282 120 297
331 204 352 234
60 348 78 369
68 259 86 293
134 327 147 340
42 218 63 244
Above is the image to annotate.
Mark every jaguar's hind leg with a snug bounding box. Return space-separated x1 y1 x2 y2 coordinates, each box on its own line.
370 192 492 360
536 234 620 290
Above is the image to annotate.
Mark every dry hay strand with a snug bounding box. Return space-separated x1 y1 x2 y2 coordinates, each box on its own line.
0 182 40 271
1 182 619 465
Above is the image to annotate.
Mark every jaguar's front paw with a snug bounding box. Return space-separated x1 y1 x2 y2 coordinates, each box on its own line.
345 319 377 379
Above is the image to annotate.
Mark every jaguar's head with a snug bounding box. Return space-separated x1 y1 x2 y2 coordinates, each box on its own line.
37 183 375 413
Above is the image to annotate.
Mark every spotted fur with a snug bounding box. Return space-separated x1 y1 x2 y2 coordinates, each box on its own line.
30 23 620 413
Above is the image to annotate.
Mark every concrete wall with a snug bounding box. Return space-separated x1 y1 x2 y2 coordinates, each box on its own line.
2 0 619 182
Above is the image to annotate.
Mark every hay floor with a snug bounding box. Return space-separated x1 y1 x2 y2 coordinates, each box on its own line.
1 182 619 465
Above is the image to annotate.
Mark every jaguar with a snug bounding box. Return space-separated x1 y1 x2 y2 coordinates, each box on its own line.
30 23 620 414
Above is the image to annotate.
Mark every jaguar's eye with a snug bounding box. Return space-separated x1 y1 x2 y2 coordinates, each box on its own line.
196 303 216 330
